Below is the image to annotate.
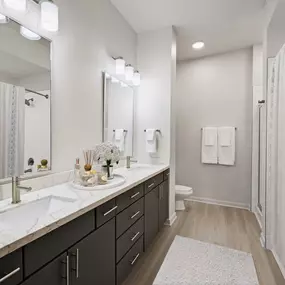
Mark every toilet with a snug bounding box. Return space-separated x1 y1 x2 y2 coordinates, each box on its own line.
175 185 193 211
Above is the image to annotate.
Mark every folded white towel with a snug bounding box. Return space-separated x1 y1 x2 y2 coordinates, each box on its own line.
202 127 218 164
218 127 236 166
145 129 157 153
115 129 125 152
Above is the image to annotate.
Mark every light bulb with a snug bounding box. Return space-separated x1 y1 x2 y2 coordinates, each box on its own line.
41 0 59 32
3 0 26 11
192 41 205 50
115 57 125 75
125 64 134 81
0 13 9 24
20 26 41 41
133 71 141 86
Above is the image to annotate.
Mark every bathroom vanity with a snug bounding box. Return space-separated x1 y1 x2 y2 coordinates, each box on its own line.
0 166 170 285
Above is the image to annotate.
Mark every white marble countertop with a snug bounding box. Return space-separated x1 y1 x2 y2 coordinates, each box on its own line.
0 164 169 258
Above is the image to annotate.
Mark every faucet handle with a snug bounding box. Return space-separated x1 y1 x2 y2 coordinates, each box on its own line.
17 185 32 191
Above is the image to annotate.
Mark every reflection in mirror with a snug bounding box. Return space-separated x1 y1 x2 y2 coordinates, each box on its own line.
0 18 51 180
103 73 134 157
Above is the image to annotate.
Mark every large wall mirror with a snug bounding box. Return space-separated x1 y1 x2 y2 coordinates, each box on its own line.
0 18 51 180
103 72 134 157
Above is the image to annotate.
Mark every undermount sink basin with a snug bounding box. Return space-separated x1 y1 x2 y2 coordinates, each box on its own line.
0 196 76 231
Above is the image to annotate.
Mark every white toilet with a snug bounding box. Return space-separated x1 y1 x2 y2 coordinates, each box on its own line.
175 185 193 211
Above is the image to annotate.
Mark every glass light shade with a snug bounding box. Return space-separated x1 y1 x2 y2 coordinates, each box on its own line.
3 0 26 11
41 1 59 32
133 71 141 86
125 65 134 81
0 13 9 24
115 57 125 75
20 26 41 41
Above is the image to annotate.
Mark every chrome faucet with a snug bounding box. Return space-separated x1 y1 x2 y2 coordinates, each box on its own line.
12 177 32 204
126 156 138 168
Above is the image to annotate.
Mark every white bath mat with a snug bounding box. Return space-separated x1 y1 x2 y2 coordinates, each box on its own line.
153 236 259 285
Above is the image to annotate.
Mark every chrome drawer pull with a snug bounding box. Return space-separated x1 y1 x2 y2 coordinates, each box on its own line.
71 249 80 279
130 253 140 265
131 211 140 219
61 255 70 285
130 192 140 199
103 206 118 216
131 232 140 241
0 268 20 283
148 183 155 188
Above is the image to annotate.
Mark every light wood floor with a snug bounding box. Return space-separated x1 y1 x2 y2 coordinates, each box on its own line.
123 202 285 285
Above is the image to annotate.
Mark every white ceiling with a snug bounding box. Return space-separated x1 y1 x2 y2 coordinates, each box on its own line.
111 0 270 60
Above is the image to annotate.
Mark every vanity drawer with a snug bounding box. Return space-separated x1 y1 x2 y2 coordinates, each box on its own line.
96 198 117 228
0 249 23 285
116 184 144 213
164 169 170 180
144 173 164 194
116 216 144 263
116 236 144 285
24 210 95 277
116 198 144 238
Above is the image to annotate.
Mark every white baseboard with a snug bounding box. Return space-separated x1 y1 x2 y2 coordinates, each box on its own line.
165 212 177 227
272 249 285 280
254 211 263 231
186 196 250 210
260 232 265 248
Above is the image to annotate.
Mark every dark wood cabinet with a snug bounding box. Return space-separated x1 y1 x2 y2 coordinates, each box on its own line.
21 253 67 285
69 218 115 285
144 187 159 250
159 180 169 230
0 249 23 285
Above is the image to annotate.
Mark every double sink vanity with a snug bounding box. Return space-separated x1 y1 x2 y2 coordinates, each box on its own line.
0 164 170 285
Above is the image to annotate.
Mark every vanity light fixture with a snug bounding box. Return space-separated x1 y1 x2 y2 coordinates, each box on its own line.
115 57 126 75
125 64 134 81
20 26 41 40
0 13 9 24
133 71 141 86
3 0 26 11
40 0 59 32
192 41 205 50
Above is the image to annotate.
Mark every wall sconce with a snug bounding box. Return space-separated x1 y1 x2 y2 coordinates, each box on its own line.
133 71 141 86
3 0 27 11
115 57 126 75
40 0 59 32
125 64 134 81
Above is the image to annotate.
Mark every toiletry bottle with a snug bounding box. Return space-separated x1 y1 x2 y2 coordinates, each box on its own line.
74 158 81 184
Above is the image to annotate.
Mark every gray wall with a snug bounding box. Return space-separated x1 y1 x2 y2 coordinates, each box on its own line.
176 48 253 208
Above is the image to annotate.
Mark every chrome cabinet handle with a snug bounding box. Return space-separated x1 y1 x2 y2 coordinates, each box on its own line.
148 183 155 188
71 249 80 279
131 232 140 242
131 211 140 219
61 255 70 285
130 192 140 199
0 268 20 283
130 253 140 265
167 172 170 176
103 206 118 216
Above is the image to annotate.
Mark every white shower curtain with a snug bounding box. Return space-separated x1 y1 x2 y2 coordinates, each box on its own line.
0 82 25 179
266 44 285 252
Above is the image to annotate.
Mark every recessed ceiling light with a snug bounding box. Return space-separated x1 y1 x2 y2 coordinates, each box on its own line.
20 26 41 40
192 41 205 50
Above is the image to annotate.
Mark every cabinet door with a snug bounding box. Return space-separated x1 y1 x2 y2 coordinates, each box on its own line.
144 187 159 250
21 253 68 285
69 218 115 285
159 180 169 230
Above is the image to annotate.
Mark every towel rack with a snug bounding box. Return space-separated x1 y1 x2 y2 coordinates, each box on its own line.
113 130 128 133
144 129 161 133
201 127 237 130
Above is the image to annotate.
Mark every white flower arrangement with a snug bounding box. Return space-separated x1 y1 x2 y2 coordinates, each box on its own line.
94 142 120 166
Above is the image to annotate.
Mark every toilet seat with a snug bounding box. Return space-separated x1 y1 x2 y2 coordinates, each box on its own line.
175 185 193 196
